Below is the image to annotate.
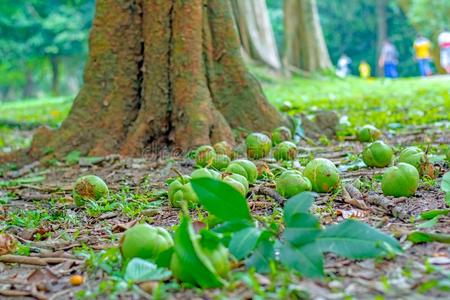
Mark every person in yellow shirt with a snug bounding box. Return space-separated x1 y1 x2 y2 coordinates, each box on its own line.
358 61 371 79
413 35 432 77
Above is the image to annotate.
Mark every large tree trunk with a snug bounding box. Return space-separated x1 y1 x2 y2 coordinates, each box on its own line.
231 0 281 70
283 0 332 72
376 0 387 76
27 0 289 160
49 56 60 96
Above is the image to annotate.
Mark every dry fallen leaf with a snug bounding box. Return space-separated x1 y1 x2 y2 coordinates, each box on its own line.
0 233 17 255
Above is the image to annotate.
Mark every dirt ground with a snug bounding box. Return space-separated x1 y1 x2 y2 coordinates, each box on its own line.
0 124 449 299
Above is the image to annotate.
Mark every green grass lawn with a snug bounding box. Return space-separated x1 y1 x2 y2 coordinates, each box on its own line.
0 75 449 152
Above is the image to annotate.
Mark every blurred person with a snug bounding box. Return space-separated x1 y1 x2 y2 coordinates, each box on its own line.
413 34 433 77
438 28 450 74
358 61 371 79
336 54 352 77
378 40 399 78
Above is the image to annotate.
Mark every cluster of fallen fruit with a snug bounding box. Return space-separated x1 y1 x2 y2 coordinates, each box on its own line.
71 124 444 288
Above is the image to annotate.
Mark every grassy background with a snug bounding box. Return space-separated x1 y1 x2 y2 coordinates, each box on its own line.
1 75 449 152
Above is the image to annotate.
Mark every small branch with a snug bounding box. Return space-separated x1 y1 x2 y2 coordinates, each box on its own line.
0 254 82 266
253 186 285 206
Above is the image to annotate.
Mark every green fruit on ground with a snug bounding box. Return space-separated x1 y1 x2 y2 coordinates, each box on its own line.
272 126 292 145
223 177 246 196
381 163 420 197
276 170 312 198
303 158 340 193
211 154 231 170
232 159 258 183
191 168 221 179
168 177 198 208
398 146 425 170
225 173 249 192
120 224 173 260
245 132 272 159
362 141 393 168
273 141 298 161
72 175 109 206
225 163 247 179
213 141 234 159
357 125 382 142
201 243 230 277
195 145 216 167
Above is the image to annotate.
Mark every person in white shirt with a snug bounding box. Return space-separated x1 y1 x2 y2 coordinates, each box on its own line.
438 29 450 74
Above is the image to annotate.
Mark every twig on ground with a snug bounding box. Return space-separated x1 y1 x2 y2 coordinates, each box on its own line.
252 186 285 206
342 184 368 210
0 254 82 266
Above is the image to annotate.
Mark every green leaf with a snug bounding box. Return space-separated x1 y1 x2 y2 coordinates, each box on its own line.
317 220 402 259
64 150 81 165
279 243 324 278
154 247 173 269
283 213 321 247
416 216 442 229
173 216 224 288
212 219 254 234
283 192 315 224
124 258 171 282
408 231 450 244
229 227 261 260
446 193 450 206
441 172 450 193
246 237 275 273
191 178 252 222
419 209 450 220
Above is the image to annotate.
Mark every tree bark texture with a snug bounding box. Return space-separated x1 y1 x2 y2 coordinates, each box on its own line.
283 0 332 72
27 0 289 160
231 0 282 70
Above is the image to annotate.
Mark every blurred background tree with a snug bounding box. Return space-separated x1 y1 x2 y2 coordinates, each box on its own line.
0 0 94 100
0 0 448 101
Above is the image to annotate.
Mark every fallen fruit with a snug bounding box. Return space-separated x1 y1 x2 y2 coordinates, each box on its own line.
273 141 298 161
362 141 393 168
272 126 292 145
276 170 312 198
191 168 221 179
223 177 247 196
211 154 231 170
303 158 340 193
0 233 17 255
168 176 198 207
357 125 382 142
232 159 258 183
69 275 84 286
120 224 173 260
72 175 109 206
245 132 272 159
225 173 249 192
398 146 425 170
225 163 247 179
381 163 420 197
195 145 216 167
213 141 234 159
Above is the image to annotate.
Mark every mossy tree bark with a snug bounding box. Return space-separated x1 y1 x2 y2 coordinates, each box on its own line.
283 0 332 73
26 0 289 160
231 0 282 70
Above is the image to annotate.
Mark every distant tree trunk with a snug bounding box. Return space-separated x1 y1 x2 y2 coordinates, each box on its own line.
23 68 33 99
49 56 60 96
231 0 281 70
283 0 332 72
376 0 387 76
27 0 289 160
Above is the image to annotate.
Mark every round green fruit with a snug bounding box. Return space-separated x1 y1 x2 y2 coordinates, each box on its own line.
245 133 272 159
381 163 420 197
276 170 312 198
357 125 382 142
120 224 173 260
211 154 231 170
303 158 340 193
223 177 246 196
72 175 109 206
398 146 425 170
168 177 198 208
195 145 216 167
225 173 249 192
272 126 292 145
191 168 220 179
213 141 234 159
273 141 298 161
232 159 258 183
362 141 393 168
